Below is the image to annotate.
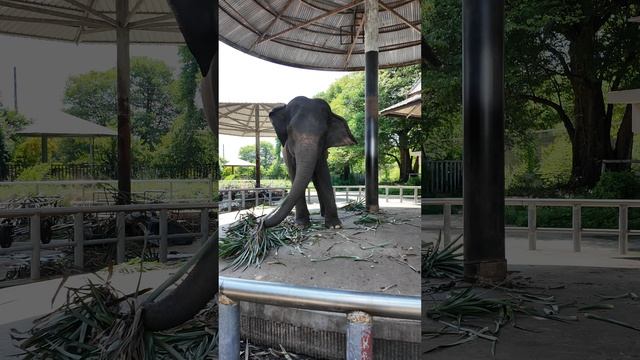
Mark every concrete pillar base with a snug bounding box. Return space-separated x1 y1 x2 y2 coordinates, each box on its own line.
464 259 507 283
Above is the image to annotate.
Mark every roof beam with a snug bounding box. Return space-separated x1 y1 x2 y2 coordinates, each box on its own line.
251 0 294 50
128 13 174 28
73 0 97 43
258 0 364 44
0 14 106 28
344 11 365 68
125 0 146 25
61 0 117 27
0 0 110 27
378 1 420 34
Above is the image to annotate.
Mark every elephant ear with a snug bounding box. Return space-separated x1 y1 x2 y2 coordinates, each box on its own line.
326 112 357 148
269 105 289 145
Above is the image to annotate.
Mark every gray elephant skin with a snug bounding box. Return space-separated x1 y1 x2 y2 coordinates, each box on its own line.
264 96 357 229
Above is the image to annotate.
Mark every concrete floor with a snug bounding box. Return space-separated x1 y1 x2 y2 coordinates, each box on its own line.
220 201 422 296
424 265 640 360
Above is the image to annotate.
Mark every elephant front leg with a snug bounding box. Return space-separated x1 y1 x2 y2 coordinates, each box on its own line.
284 149 310 227
313 152 341 229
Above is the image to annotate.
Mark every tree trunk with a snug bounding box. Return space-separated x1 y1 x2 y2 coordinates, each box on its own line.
398 131 411 183
567 27 613 188
342 162 350 180
612 104 633 171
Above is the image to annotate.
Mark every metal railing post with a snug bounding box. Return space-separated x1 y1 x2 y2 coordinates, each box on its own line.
73 212 84 269
619 205 628 255
159 209 168 263
443 203 452 246
30 213 41 280
572 205 581 252
346 311 373 360
200 208 209 245
528 204 537 250
116 212 125 264
219 295 240 360
255 189 260 207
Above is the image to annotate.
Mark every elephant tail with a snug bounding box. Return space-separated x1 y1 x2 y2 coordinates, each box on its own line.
263 143 318 228
141 233 218 331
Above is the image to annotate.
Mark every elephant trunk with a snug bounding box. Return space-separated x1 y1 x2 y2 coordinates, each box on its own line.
142 234 218 331
264 143 318 228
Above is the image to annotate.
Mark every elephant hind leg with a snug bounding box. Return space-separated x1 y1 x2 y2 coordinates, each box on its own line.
284 148 310 227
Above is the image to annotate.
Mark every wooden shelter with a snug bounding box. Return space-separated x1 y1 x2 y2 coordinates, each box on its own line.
16 110 116 163
219 102 282 187
0 0 183 203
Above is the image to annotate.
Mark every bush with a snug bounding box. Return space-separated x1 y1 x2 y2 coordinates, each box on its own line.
591 171 640 199
17 163 51 181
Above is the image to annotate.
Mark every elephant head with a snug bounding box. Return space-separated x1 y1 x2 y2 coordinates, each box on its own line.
141 0 217 332
263 96 356 228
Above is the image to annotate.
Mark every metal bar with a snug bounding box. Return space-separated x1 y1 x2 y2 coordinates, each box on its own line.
346 311 373 360
573 205 581 252
159 209 168 262
528 204 536 250
255 105 261 188
219 277 421 320
73 212 84 269
200 208 209 245
116 212 125 264
30 214 41 280
116 0 131 204
619 205 628 255
462 0 506 281
219 295 240 360
443 203 452 246
364 0 379 212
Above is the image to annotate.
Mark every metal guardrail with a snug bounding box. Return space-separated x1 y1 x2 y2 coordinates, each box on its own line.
219 185 421 212
423 197 638 255
218 276 421 360
0 202 216 280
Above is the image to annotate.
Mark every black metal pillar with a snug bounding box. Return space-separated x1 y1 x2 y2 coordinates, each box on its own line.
255 105 261 188
364 0 379 212
463 0 506 281
116 0 131 204
40 136 47 163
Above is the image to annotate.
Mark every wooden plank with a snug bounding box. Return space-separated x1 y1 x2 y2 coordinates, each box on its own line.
605 89 640 104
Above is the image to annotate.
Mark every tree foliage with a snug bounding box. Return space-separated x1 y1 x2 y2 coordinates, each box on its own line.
423 0 640 188
316 65 421 183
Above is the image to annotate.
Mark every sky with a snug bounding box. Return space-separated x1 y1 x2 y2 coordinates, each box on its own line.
0 35 348 161
218 42 348 160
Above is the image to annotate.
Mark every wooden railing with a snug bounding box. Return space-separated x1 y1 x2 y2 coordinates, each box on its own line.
0 202 216 280
423 197 638 255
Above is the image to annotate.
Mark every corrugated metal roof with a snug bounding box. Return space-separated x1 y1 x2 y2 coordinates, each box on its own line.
16 110 117 137
219 0 421 71
219 102 283 137
0 0 183 44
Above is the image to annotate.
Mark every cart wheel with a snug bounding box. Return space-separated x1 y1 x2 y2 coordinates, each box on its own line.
0 224 13 248
41 219 53 244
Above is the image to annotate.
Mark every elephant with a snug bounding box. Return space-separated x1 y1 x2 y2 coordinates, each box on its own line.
263 96 357 229
140 0 217 332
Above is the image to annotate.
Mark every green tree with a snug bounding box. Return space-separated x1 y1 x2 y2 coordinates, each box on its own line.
238 141 276 169
317 66 420 183
423 0 640 188
154 47 215 174
63 57 178 148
